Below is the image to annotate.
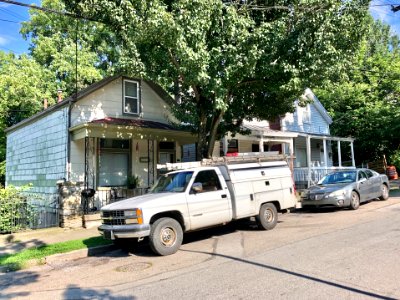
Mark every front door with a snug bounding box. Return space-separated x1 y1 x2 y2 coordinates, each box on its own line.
186 169 231 230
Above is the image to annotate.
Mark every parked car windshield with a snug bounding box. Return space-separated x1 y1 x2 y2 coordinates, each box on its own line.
149 171 194 193
318 171 357 185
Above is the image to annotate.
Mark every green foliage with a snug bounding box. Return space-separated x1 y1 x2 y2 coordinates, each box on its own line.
388 150 400 171
20 0 115 94
66 0 370 158
0 236 112 272
127 174 143 189
0 186 34 233
316 18 400 164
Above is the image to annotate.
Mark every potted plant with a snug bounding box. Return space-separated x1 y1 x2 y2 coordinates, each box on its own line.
127 175 142 189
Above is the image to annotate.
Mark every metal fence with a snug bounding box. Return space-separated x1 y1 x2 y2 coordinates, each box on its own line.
0 196 59 233
82 187 148 214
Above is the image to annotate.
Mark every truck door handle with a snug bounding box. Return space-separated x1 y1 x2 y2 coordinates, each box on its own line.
221 194 227 198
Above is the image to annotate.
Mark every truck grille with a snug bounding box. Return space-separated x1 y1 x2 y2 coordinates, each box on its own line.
102 210 126 225
102 210 125 218
103 219 126 226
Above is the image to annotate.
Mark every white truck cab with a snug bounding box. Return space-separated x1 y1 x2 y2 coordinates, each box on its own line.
99 153 297 255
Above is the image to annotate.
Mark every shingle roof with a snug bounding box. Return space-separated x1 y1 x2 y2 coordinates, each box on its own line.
90 117 179 131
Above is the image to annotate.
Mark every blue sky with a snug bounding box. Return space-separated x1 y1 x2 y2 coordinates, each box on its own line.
0 1 400 55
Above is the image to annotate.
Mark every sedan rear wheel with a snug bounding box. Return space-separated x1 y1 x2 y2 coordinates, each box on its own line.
379 184 389 200
349 191 360 210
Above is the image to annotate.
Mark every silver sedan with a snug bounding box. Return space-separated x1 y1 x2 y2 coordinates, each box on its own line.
301 169 390 210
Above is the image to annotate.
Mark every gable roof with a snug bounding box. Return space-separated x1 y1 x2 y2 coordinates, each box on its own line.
303 88 332 124
5 75 175 133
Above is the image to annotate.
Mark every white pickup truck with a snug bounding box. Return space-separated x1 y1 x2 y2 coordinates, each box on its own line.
99 154 297 255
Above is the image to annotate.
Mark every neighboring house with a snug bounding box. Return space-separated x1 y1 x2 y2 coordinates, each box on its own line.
220 88 355 188
6 75 196 220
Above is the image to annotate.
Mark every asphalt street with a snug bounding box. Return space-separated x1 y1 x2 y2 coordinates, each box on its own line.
1 197 400 299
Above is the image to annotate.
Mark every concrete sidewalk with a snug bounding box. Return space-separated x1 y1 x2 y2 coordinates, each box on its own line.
0 226 101 256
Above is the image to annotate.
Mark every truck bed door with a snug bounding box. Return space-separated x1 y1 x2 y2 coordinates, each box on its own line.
186 170 232 230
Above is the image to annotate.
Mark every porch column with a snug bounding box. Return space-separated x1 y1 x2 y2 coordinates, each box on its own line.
289 138 294 175
223 136 228 155
307 135 312 187
259 132 264 152
323 138 328 170
337 141 342 167
350 141 355 167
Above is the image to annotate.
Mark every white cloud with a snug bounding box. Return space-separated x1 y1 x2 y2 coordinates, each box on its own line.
0 36 9 46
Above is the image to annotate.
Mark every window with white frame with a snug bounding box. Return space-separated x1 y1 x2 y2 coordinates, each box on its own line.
123 80 140 114
302 104 311 123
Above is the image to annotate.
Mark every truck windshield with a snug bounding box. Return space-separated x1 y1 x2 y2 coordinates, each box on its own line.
150 171 194 193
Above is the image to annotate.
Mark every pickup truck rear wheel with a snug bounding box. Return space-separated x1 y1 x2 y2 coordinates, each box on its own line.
256 203 278 230
149 218 183 256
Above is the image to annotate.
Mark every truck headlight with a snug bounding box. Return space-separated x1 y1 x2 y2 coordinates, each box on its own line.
124 208 143 224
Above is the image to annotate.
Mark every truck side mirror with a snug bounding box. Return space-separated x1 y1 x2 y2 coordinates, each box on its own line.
191 182 203 194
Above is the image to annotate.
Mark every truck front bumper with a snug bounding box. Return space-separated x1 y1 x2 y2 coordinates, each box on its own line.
98 224 151 240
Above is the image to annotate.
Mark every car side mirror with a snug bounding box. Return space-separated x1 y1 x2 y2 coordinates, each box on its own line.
359 178 367 183
191 182 203 194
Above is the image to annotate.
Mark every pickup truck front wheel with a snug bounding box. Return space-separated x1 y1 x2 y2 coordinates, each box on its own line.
149 218 183 256
256 203 278 230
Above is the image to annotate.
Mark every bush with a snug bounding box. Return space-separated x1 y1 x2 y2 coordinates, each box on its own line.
389 150 400 171
0 185 34 233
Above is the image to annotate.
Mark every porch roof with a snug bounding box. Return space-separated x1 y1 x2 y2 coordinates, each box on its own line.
242 124 299 138
296 132 354 142
70 117 197 144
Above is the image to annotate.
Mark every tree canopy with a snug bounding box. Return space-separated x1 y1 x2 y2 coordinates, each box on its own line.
315 18 400 165
66 0 370 158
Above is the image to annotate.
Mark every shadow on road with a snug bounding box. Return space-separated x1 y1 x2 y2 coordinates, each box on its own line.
63 284 134 300
0 270 39 299
180 249 396 300
110 220 282 257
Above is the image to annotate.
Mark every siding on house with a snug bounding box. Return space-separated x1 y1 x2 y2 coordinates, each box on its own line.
6 107 68 195
281 103 330 135
70 78 177 127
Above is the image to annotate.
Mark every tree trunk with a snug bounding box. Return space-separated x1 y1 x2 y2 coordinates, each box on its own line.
196 102 208 160
206 110 225 158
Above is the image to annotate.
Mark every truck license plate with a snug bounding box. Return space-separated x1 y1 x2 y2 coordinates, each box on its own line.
104 230 113 240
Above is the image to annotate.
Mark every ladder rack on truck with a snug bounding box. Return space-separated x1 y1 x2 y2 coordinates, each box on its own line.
157 152 293 171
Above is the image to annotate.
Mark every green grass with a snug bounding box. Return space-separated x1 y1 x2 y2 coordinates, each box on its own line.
0 236 112 272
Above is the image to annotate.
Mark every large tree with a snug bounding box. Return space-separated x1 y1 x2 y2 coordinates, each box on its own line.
20 0 119 95
66 0 370 159
315 19 400 165
0 51 56 183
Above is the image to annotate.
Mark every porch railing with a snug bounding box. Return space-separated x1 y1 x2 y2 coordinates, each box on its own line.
294 166 356 189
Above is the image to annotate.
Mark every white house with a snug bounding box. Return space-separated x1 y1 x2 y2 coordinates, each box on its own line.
6 75 196 223
219 88 355 188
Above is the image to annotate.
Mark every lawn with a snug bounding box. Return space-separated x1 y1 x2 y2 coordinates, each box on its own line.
0 236 112 272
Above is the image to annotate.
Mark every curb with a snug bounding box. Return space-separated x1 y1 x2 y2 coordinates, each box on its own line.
0 244 117 273
45 244 117 265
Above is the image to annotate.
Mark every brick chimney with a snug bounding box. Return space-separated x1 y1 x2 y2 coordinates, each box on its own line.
57 89 63 103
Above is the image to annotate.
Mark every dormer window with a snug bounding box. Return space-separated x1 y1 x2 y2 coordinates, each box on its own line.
123 79 140 115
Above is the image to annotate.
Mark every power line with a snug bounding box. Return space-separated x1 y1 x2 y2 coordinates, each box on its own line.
0 6 25 20
0 17 19 23
0 0 99 22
